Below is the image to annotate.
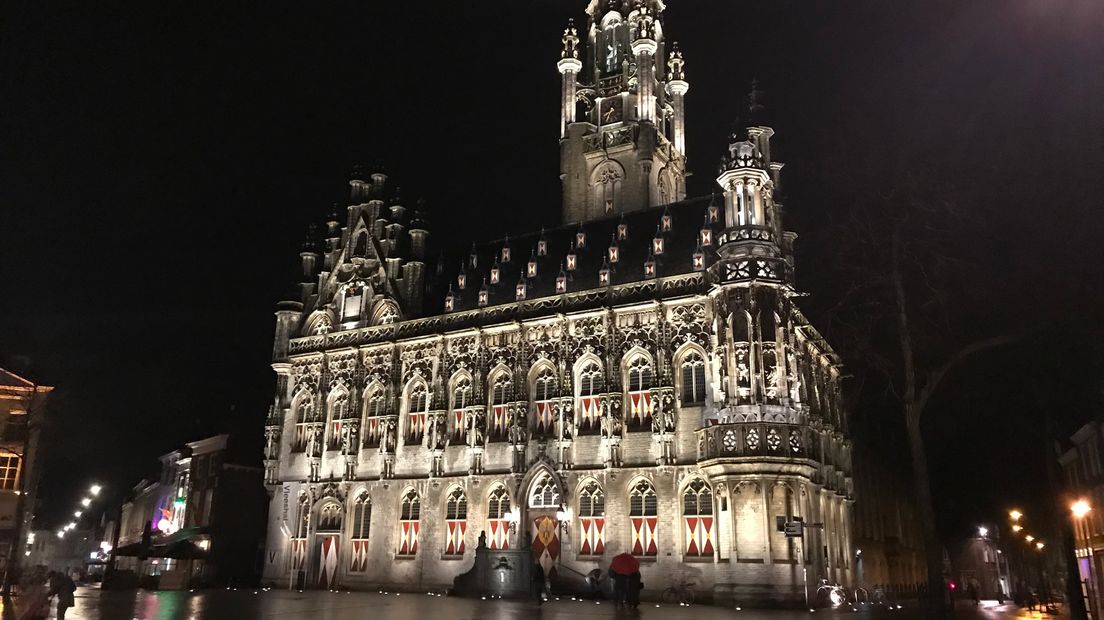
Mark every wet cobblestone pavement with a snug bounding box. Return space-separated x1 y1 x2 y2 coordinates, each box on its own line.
20 588 1066 619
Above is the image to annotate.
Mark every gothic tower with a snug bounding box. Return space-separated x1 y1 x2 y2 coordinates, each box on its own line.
558 0 689 225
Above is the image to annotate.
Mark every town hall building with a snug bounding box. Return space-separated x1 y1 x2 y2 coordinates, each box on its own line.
260 0 854 606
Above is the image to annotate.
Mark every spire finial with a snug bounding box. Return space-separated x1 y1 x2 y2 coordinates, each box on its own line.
667 42 685 81
561 18 579 60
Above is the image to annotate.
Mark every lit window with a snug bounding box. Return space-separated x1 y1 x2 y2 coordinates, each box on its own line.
489 374 512 442
680 353 707 404
629 480 658 557
577 362 604 435
682 479 714 557
316 502 343 532
444 488 468 556
626 357 654 430
578 481 606 556
349 493 371 572
451 378 472 443
0 453 21 491
342 284 364 321
362 387 385 448
398 490 420 556
487 486 511 550
532 367 557 438
405 384 428 445
529 475 561 508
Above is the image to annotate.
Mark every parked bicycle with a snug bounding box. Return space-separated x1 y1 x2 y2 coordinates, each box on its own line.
662 578 697 605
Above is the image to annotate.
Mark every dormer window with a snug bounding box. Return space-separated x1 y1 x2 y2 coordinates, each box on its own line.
342 284 364 321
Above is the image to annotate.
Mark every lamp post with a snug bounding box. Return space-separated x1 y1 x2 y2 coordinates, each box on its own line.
1070 499 1093 620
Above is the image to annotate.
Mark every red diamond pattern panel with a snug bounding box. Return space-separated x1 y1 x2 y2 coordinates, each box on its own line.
579 517 605 556
398 520 419 556
684 516 714 557
631 516 658 557
488 519 510 550
349 539 369 572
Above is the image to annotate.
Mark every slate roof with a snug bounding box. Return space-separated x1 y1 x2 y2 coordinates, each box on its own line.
428 194 722 316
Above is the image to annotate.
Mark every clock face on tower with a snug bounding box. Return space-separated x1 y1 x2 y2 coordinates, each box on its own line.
600 98 622 125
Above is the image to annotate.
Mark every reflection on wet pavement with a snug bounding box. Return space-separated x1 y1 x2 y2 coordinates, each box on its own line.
53 587 1052 619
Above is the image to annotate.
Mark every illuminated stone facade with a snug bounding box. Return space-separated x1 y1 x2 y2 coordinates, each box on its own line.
260 0 853 606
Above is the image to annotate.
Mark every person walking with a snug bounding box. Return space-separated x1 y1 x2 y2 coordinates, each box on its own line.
532 562 546 605
48 570 77 620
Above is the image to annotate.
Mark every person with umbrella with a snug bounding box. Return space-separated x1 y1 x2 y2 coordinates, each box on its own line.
609 552 639 609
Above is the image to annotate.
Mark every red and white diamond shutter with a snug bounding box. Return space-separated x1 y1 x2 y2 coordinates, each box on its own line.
349 493 371 572
398 490 420 556
444 488 468 556
532 367 557 437
576 362 604 434
626 357 654 429
629 480 658 557
578 480 606 556
451 378 471 443
489 373 512 440
682 479 715 557
405 383 428 444
487 485 511 550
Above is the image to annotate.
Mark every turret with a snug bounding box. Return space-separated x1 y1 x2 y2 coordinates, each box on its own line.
557 19 583 138
666 43 688 154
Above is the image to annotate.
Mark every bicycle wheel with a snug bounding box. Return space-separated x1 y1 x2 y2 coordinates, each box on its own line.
661 587 679 604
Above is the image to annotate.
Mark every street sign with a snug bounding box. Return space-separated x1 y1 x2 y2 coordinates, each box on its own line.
784 521 803 538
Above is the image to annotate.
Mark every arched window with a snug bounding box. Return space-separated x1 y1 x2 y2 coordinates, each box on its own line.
444 488 468 556
488 372 512 442
398 490 420 556
404 382 428 446
451 377 472 444
532 366 557 438
353 230 369 257
625 356 654 430
316 502 343 532
592 162 623 216
529 474 560 508
349 493 371 572
576 361 604 435
291 495 310 574
293 396 317 452
362 385 385 448
629 480 658 557
680 352 707 405
487 486 511 550
327 391 349 450
682 479 714 557
578 481 606 556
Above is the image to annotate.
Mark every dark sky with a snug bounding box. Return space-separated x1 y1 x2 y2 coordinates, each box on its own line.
3 0 1103 538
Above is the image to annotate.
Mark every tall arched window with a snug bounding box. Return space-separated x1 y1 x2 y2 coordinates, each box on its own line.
398 490 420 556
682 479 715 557
578 481 606 556
625 356 654 430
349 492 371 572
291 495 310 574
531 366 557 438
680 352 707 405
529 474 561 508
629 480 658 557
451 377 472 444
293 396 317 452
592 161 623 216
404 382 428 446
487 486 511 550
327 391 349 450
444 488 468 556
576 361 604 435
488 372 512 442
362 385 385 448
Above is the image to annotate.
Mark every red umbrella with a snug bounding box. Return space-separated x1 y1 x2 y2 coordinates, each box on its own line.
610 552 640 574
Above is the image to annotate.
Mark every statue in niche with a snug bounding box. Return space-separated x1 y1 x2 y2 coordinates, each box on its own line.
381 419 397 453
468 411 486 447
428 414 446 450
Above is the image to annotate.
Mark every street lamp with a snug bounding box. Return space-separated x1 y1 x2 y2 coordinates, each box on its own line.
73 511 81 518
80 498 91 507
1036 542 1046 550
1072 500 1092 520
1012 525 1023 533
1010 510 1024 522
979 526 989 537
90 484 102 496
1026 535 1036 543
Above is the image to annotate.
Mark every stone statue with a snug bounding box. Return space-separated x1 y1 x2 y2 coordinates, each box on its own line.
382 419 397 453
429 414 446 450
468 411 485 447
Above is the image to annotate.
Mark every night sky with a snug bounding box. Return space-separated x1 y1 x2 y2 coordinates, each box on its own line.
4 0 1103 541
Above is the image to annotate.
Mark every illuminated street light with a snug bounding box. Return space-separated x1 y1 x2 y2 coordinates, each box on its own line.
90 484 102 496
1026 535 1036 543
1012 525 1023 532
1036 541 1045 550
978 526 989 537
1072 500 1092 520
74 511 82 518
1010 510 1023 521
56 530 65 539
80 498 91 507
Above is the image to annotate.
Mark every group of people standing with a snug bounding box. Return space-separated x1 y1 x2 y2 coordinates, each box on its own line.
536 552 643 609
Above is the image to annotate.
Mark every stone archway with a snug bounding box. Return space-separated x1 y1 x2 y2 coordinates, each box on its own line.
520 464 565 577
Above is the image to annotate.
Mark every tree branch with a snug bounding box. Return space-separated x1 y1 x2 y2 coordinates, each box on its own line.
913 334 1020 424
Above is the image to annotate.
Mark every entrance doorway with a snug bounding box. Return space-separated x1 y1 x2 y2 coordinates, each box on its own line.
531 514 560 577
314 534 340 589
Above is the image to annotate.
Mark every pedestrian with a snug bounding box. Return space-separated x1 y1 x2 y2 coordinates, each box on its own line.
48 570 77 620
626 571 642 609
608 566 626 608
532 562 546 605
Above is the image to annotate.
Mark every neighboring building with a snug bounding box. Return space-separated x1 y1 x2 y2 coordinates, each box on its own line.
24 527 101 578
112 435 266 589
1060 420 1104 617
260 0 854 607
0 368 52 577
950 527 1011 601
